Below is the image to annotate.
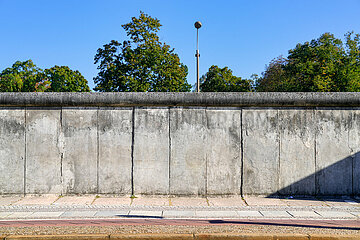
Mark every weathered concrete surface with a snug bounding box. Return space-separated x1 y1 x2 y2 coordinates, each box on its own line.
170 107 207 195
1 93 360 196
62 108 98 194
350 109 360 195
3 92 360 107
98 108 132 194
133 107 169 194
0 108 25 194
315 109 352 195
278 109 315 195
205 108 241 195
25 108 62 194
243 109 279 195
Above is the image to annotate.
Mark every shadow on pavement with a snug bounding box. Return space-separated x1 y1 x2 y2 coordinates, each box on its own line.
116 215 163 219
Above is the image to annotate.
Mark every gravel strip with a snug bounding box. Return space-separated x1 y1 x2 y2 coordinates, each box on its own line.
0 225 359 236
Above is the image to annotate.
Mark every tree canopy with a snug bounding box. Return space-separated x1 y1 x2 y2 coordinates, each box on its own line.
43 66 90 92
0 60 43 92
94 12 191 92
255 32 360 92
0 60 90 92
200 65 252 92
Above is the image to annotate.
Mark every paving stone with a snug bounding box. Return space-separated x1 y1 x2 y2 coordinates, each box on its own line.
131 197 169 206
8 212 34 218
287 211 320 218
260 211 293 218
243 196 287 206
128 211 163 218
207 197 246 206
15 195 59 205
282 198 327 207
322 198 359 206
53 196 95 205
0 196 22 206
316 211 357 218
92 197 131 206
170 197 208 206
30 211 64 218
195 211 238 218
350 212 360 218
94 211 129 217
163 210 196 218
0 212 13 218
236 211 263 217
60 211 97 218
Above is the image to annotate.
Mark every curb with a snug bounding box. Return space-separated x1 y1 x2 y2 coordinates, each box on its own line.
2 233 360 240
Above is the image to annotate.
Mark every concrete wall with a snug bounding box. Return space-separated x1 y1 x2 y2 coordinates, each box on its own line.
1 93 360 196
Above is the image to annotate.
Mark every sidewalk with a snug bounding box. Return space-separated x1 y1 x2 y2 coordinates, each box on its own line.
1 195 360 236
1 195 360 220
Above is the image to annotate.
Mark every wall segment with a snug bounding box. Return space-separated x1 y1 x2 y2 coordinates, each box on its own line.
0 93 360 196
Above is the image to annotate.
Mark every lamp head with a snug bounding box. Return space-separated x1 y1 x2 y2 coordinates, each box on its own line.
194 21 202 29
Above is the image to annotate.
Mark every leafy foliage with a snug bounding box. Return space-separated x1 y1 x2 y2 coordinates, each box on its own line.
94 12 191 92
44 66 90 92
256 32 360 92
0 60 90 92
200 65 252 92
0 60 43 92
255 56 288 92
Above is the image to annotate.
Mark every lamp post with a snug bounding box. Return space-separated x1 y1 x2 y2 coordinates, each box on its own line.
194 21 202 92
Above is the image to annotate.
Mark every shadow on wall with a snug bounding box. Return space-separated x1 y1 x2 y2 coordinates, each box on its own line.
267 152 360 198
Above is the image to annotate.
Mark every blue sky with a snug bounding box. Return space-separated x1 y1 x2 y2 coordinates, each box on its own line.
1 0 359 90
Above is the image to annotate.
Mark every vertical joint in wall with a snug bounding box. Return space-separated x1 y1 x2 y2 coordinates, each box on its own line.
59 107 63 195
240 108 244 197
350 111 354 195
314 108 319 196
168 107 171 195
130 107 136 196
205 107 208 196
277 109 281 196
24 107 27 196
96 107 100 194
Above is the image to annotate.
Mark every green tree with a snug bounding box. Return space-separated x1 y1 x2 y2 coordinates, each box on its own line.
0 60 43 92
43 66 90 92
200 65 252 92
94 12 191 92
0 60 90 92
256 32 360 92
254 56 288 92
